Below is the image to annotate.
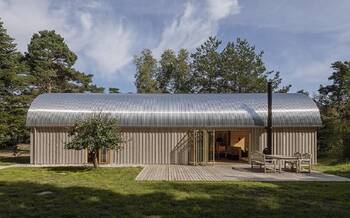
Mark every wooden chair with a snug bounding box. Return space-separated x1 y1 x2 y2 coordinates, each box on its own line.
298 153 311 173
284 152 301 171
251 152 276 173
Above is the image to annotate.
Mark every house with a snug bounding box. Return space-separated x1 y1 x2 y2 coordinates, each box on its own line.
26 93 322 165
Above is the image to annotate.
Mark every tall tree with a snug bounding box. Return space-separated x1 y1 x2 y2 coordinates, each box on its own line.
220 38 290 93
172 49 191 93
133 36 290 94
25 30 103 94
156 49 177 93
0 19 31 147
190 36 222 93
317 61 350 158
155 49 191 93
134 49 158 93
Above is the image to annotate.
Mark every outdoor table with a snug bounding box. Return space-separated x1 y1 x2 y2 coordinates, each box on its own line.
265 155 300 173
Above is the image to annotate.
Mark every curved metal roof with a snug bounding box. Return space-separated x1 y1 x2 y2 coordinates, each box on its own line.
26 93 322 128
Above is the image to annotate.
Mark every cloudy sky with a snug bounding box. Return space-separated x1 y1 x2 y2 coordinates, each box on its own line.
1 0 349 94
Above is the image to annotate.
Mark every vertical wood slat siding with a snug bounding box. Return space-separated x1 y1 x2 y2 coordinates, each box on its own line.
31 127 317 165
251 127 317 164
113 130 188 165
32 127 86 165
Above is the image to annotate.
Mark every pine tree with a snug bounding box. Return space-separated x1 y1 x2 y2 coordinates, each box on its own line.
25 30 103 94
190 36 222 93
0 19 30 147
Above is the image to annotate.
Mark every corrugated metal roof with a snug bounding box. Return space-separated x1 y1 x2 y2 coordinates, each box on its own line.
26 93 322 128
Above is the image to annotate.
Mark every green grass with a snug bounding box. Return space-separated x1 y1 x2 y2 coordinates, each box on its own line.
315 158 350 178
0 167 349 217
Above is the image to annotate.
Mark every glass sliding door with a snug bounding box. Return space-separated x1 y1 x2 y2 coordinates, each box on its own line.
208 131 215 163
188 130 215 165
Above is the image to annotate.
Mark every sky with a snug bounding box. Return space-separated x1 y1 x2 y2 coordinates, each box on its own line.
0 0 349 94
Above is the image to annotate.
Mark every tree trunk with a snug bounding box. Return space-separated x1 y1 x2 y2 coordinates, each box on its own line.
93 150 98 168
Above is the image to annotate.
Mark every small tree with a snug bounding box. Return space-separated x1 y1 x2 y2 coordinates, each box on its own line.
65 113 123 168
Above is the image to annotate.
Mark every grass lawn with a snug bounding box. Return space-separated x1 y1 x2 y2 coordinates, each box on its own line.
315 157 350 178
0 167 350 218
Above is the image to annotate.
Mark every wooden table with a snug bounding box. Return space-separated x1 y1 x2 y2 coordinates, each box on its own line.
266 155 299 173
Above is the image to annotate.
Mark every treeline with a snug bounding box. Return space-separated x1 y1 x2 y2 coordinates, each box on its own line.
0 20 106 147
0 17 349 160
316 61 350 159
134 37 291 94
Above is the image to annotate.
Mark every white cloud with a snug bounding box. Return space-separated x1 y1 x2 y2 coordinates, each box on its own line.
207 0 240 20
153 0 240 57
0 0 67 52
0 0 134 77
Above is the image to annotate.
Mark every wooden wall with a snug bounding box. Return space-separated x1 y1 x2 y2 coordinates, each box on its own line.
30 127 317 165
31 127 87 165
251 127 317 164
30 127 188 165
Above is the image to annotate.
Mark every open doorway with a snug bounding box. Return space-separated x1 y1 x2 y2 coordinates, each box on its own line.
215 130 250 162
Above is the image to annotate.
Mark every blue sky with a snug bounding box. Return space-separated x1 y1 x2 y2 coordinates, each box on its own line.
1 0 349 94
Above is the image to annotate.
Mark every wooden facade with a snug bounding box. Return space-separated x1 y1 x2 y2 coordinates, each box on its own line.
30 127 317 165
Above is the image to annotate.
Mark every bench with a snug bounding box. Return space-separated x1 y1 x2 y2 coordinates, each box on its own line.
251 152 276 173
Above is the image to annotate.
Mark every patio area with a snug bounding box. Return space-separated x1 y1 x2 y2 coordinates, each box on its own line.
136 164 350 181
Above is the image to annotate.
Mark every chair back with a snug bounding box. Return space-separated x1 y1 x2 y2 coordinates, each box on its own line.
251 152 265 162
293 152 302 158
301 153 311 160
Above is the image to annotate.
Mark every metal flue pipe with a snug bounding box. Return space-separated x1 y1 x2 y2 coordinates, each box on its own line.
266 82 273 154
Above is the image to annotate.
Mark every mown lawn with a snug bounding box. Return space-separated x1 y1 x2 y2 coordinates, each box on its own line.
315 158 350 178
0 167 349 218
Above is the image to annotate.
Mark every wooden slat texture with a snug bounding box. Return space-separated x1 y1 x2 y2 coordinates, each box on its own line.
135 164 350 182
30 127 318 165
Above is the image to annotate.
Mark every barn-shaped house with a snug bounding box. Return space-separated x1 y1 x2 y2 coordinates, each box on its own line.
26 93 322 165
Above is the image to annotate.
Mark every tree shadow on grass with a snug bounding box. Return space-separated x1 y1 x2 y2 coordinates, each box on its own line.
45 166 94 173
0 156 30 164
0 181 349 218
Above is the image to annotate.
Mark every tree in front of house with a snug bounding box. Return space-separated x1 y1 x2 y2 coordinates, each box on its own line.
65 113 123 168
317 61 350 159
25 30 104 94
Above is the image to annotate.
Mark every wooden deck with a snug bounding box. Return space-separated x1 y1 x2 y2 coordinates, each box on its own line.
135 164 350 182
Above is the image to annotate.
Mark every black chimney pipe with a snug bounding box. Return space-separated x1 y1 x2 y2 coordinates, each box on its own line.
266 82 272 155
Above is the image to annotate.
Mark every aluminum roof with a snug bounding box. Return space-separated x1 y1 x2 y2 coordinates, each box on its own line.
26 93 322 128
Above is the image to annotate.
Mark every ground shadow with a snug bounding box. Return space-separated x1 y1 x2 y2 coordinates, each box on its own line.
0 156 30 164
45 166 94 173
0 180 349 217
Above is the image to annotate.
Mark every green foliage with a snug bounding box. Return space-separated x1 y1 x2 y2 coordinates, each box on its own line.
296 89 310 96
0 19 32 147
191 36 222 93
155 48 192 93
134 36 290 93
317 61 350 159
108 87 120 93
134 49 158 93
0 17 109 147
25 30 104 93
65 114 123 167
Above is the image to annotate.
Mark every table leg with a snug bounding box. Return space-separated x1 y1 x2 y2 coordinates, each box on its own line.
279 159 282 173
